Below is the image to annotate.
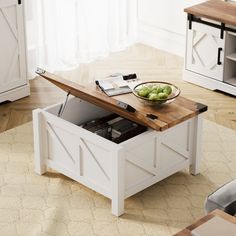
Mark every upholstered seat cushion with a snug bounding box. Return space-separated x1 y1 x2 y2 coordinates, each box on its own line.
205 179 236 216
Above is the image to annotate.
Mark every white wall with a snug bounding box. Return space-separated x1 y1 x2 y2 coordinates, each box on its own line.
137 0 205 56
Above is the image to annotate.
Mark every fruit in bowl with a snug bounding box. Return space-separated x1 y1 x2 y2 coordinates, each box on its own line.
133 81 180 105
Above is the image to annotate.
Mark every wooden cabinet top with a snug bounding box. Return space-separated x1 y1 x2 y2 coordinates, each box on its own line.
36 70 207 132
184 0 236 26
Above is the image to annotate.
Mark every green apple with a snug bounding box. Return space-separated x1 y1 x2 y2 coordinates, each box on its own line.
157 92 168 99
148 93 159 100
162 85 172 95
138 87 150 97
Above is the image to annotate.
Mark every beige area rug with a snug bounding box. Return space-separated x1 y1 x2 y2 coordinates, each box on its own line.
0 120 236 236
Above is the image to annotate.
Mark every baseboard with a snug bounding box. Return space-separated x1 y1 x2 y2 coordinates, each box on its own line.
138 21 185 57
184 70 236 96
0 84 30 103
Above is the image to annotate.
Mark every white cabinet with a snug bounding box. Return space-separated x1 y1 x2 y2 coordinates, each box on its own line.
0 0 30 103
184 17 236 96
186 21 225 81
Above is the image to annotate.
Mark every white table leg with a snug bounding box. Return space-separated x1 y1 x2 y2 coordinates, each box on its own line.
111 148 125 216
190 114 203 175
33 109 47 175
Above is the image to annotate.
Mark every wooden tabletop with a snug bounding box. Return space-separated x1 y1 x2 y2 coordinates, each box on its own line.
36 70 207 132
174 209 236 236
184 0 236 26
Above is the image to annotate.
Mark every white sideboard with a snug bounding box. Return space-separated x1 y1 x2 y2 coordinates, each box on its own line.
183 1 236 96
0 0 30 103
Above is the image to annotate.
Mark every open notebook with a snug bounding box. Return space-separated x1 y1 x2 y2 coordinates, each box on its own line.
191 215 236 236
95 74 140 96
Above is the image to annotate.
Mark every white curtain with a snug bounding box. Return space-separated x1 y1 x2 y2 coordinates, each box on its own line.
24 0 137 77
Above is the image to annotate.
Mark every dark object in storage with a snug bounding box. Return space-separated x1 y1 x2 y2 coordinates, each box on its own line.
80 114 147 144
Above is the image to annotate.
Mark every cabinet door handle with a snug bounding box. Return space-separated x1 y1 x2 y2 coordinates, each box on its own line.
217 48 223 65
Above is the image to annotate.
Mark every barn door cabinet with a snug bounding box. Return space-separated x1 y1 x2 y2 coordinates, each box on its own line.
186 20 225 82
184 1 236 96
0 0 30 103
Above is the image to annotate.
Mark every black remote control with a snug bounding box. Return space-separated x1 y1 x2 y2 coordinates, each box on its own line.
116 101 136 113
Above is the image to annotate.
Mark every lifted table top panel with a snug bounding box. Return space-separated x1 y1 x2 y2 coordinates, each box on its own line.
36 70 207 132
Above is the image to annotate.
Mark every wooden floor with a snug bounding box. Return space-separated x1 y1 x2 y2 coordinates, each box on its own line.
1 43 236 132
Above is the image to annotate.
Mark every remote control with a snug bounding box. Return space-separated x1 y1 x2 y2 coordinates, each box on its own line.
116 101 136 113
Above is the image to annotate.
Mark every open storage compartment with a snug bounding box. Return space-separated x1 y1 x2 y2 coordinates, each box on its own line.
33 95 202 216
45 97 148 144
